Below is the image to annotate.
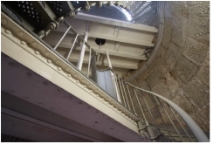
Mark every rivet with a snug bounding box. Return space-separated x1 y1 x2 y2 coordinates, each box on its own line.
58 67 61 71
5 29 11 34
18 32 24 37
47 59 52 63
35 51 40 55
83 85 86 89
90 90 93 93
2 18 7 24
76 80 79 83
20 41 27 45
67 74 71 77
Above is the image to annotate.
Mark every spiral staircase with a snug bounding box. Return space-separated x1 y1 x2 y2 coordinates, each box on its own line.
1 1 209 142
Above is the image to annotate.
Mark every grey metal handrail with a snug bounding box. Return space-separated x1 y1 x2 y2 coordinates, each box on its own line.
125 82 209 142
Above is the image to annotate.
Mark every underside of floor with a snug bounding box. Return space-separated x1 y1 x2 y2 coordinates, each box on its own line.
1 53 148 142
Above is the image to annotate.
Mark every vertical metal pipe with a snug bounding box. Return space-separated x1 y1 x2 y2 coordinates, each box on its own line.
54 26 71 50
121 80 131 111
168 104 192 141
77 32 89 70
157 98 183 141
118 77 127 107
148 93 173 139
127 82 171 137
106 51 112 69
87 48 92 77
126 84 137 115
114 74 122 103
133 89 149 126
66 34 78 60
140 90 157 126
120 78 130 109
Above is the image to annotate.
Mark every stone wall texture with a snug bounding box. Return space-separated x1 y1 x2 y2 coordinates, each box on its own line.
128 2 209 132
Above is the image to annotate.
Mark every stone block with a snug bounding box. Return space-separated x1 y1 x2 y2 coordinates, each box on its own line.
136 68 150 81
147 45 166 73
187 15 209 44
164 72 179 94
164 5 172 19
146 68 164 89
196 106 209 129
187 1 209 17
162 18 172 49
171 89 196 115
136 80 150 90
190 115 208 131
196 59 209 87
171 1 188 17
171 15 188 49
150 107 161 119
183 78 209 108
172 56 197 83
143 94 156 110
158 43 182 77
184 37 208 65
152 82 172 99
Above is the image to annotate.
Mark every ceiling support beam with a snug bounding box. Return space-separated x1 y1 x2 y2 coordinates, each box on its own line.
56 47 147 60
74 13 158 33
68 58 138 69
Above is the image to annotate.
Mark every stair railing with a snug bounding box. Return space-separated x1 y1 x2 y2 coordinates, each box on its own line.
118 81 209 142
46 19 96 78
50 18 208 141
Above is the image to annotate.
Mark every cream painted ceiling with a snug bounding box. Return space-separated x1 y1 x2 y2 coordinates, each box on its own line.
43 12 158 77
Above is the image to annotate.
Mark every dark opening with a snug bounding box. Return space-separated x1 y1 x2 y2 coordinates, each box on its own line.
95 38 106 46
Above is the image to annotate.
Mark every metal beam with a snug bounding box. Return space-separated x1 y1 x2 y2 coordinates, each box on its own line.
88 32 154 47
69 58 138 69
95 49 147 60
74 13 158 33
55 47 147 60
51 30 154 47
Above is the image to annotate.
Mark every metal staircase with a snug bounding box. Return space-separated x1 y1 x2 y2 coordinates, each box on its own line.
1 1 209 142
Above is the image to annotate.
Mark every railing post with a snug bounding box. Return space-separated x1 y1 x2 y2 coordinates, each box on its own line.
117 77 127 107
54 26 72 50
105 51 121 103
133 88 149 126
139 90 159 133
114 74 122 103
120 78 130 109
148 93 173 139
168 104 192 142
106 51 112 69
121 80 131 111
126 84 137 115
156 98 183 141
87 48 92 77
77 32 89 70
126 82 209 142
66 34 79 60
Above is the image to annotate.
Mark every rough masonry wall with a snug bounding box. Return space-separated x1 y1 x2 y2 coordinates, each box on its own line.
128 2 209 131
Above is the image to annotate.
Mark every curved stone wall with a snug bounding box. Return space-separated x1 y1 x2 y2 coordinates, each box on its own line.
129 2 209 131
